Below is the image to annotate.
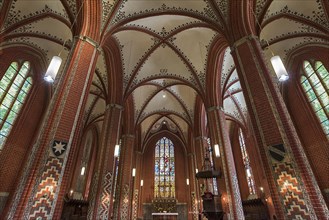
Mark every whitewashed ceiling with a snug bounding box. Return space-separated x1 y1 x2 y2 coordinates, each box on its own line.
1 0 328 144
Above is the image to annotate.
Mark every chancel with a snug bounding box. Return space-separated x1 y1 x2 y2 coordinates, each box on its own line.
0 1 329 220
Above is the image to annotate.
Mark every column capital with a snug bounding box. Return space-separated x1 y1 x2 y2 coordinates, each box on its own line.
121 134 135 139
77 35 101 50
106 103 124 110
231 34 258 51
136 151 143 155
194 136 208 141
206 105 223 112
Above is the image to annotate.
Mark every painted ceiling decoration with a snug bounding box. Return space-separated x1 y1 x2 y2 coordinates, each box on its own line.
1 0 328 145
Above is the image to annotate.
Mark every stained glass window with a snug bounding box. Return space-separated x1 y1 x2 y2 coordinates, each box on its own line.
238 128 256 195
0 61 32 150
154 137 175 198
301 61 329 135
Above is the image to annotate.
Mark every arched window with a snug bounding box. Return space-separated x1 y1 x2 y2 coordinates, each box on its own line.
238 128 256 195
301 61 329 135
206 138 218 195
0 61 32 149
154 137 175 198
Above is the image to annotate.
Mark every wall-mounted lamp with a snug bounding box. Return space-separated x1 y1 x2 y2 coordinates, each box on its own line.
132 168 136 177
43 185 54 199
214 144 220 157
114 144 120 157
283 181 289 188
81 166 86 176
259 186 265 199
186 178 189 185
195 168 198 174
246 168 251 177
141 179 143 187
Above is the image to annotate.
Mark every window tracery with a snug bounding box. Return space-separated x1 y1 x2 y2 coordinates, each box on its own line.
0 61 32 149
301 60 329 135
154 137 175 198
238 128 256 195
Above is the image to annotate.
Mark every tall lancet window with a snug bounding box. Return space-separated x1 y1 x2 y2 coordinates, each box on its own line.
0 61 32 149
238 128 256 195
154 137 175 198
301 61 329 136
206 138 218 195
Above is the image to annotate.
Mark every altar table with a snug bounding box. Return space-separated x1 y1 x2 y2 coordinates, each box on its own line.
152 213 178 220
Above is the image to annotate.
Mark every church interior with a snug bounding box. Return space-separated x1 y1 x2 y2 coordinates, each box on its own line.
0 0 329 219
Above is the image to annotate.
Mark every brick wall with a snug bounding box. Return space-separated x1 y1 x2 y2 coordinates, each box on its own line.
0 48 49 214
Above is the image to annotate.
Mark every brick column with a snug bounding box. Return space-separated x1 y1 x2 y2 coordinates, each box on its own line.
4 36 99 220
87 103 123 220
231 35 329 219
114 134 135 220
187 153 198 220
133 152 143 220
230 129 250 200
207 107 244 220
194 136 206 210
194 137 206 175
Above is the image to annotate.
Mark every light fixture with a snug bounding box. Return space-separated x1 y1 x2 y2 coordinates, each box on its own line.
251 8 289 81
70 189 74 196
186 178 189 185
283 181 289 188
214 144 220 157
162 93 166 98
141 179 144 186
44 56 62 83
44 1 85 83
195 168 198 174
114 144 120 157
132 168 136 177
246 168 251 177
81 166 85 175
43 186 53 199
271 55 289 81
260 187 264 192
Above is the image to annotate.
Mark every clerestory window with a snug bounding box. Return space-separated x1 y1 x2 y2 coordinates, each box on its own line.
238 128 256 195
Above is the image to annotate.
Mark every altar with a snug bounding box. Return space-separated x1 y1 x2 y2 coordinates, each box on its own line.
143 203 187 220
152 213 178 220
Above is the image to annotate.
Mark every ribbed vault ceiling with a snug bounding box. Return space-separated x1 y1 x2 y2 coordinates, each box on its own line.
1 0 328 145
